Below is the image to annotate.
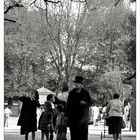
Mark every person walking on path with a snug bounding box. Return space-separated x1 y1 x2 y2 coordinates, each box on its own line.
106 93 124 140
90 104 100 126
4 105 12 127
17 89 40 140
123 102 131 128
55 104 67 140
65 76 92 140
38 101 54 140
122 72 136 132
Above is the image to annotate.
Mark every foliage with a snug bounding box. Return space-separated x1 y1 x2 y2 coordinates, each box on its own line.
4 0 136 105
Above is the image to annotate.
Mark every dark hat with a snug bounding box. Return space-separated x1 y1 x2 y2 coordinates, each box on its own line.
73 76 84 84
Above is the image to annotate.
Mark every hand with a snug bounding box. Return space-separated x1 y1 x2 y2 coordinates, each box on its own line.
80 101 86 105
79 118 88 126
64 116 68 121
47 124 51 128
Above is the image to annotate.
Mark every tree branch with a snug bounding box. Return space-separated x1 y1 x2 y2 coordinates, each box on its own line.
4 3 24 14
45 0 60 4
4 18 16 22
114 0 122 6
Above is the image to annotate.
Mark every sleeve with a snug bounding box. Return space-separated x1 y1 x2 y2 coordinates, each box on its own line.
35 100 40 107
50 113 54 123
121 103 124 115
65 92 71 117
86 91 92 107
106 102 110 114
19 96 27 102
122 78 132 85
32 99 40 107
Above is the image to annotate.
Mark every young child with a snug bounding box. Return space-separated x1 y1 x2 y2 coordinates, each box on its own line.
47 94 55 110
38 101 54 140
4 105 12 127
55 104 67 140
47 94 57 139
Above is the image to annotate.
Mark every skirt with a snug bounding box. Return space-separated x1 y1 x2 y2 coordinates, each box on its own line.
108 116 122 134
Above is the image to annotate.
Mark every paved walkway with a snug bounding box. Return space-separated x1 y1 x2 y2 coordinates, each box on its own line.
4 117 136 140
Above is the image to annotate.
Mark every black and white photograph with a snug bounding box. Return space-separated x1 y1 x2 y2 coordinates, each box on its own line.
2 0 138 140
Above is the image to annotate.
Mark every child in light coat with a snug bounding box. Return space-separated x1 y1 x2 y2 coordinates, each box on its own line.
55 104 67 140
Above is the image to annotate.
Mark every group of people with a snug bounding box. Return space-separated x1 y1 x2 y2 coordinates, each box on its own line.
16 73 136 140
104 72 136 140
17 76 92 140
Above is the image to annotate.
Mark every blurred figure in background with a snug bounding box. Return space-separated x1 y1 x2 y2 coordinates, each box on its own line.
90 104 100 126
122 72 136 132
123 102 131 128
4 105 12 127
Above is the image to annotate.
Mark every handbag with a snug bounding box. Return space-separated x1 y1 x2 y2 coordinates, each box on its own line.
105 116 109 126
121 118 126 129
104 114 109 126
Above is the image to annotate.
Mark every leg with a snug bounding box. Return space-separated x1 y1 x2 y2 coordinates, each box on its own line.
5 117 8 127
4 116 6 127
56 132 61 140
41 131 45 140
45 130 49 140
113 134 119 140
50 130 54 140
32 131 35 140
61 131 67 140
69 125 79 140
25 131 28 140
116 133 119 140
6 117 9 127
113 134 116 140
79 122 88 140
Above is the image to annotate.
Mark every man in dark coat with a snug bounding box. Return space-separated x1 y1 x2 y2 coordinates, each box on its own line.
65 76 92 140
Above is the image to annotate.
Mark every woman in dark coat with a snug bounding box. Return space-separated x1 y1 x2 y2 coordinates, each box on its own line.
17 89 40 140
65 76 92 140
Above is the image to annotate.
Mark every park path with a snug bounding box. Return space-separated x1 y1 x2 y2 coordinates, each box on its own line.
4 117 136 140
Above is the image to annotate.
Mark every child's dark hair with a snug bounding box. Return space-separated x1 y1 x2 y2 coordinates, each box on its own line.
44 101 52 111
113 93 120 99
47 94 54 101
30 89 39 100
56 104 64 112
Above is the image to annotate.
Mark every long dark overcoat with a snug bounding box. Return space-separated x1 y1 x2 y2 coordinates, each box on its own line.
65 88 92 140
17 96 40 135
